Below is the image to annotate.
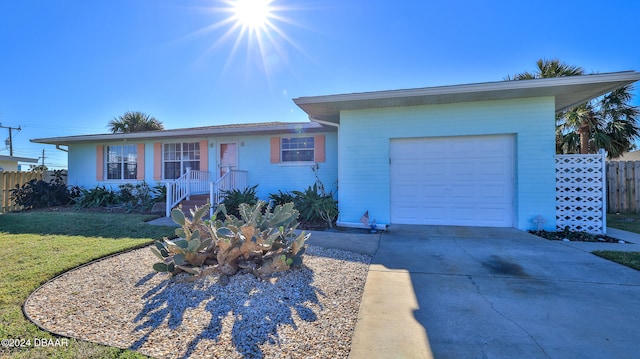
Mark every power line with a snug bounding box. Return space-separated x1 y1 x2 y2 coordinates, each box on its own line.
0 123 21 156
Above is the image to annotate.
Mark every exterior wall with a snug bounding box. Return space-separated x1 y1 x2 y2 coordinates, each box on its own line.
68 142 100 187
216 133 338 200
338 97 557 231
66 132 338 201
0 160 19 171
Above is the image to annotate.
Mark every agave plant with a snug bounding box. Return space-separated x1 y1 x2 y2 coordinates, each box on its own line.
151 200 309 281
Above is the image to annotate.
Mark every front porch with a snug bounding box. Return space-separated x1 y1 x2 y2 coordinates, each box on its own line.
166 168 247 217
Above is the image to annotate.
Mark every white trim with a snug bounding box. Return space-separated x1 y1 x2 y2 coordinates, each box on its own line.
294 71 640 123
0 155 39 163
31 122 330 145
280 135 315 163
309 117 340 128
218 141 239 180
277 162 317 167
161 141 202 180
295 71 640 104
104 144 138 181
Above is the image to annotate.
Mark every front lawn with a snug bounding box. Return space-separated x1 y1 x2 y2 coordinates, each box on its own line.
593 251 640 271
0 211 176 359
586 214 640 272
607 213 640 234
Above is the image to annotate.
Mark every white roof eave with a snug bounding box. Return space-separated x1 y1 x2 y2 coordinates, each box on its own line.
31 122 330 146
293 71 640 123
0 155 39 163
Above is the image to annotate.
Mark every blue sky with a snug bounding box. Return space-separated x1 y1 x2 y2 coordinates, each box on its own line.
1 0 639 169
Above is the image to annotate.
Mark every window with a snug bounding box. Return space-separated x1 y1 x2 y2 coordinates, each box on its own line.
281 137 314 162
163 142 200 179
106 144 137 180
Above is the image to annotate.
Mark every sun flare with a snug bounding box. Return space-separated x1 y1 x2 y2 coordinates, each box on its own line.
232 0 273 31
193 0 305 76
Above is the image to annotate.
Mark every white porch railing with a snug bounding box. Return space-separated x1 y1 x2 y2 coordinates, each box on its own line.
209 169 248 217
165 168 211 217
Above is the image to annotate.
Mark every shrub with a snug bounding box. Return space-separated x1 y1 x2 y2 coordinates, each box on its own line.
269 190 296 207
151 200 309 281
152 183 167 203
74 182 164 212
292 183 338 228
220 184 259 217
74 185 120 208
118 182 157 212
11 170 76 209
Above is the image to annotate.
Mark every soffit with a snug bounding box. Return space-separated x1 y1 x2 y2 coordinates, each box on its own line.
294 71 640 123
31 122 332 145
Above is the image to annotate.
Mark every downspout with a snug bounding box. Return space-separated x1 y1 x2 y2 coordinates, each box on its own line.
309 116 339 129
55 145 68 152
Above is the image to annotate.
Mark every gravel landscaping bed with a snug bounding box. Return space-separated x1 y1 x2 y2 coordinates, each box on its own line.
24 245 371 358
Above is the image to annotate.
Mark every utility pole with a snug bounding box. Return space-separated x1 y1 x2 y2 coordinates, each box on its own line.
0 123 21 157
41 149 46 166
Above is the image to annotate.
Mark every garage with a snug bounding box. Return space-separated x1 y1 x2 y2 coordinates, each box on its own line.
390 135 515 227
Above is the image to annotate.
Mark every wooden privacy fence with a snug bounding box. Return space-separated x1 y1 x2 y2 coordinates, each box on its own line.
0 171 43 213
606 161 640 213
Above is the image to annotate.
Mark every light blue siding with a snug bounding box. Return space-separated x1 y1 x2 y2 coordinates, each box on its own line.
231 134 338 200
67 142 102 188
66 132 338 202
338 97 556 231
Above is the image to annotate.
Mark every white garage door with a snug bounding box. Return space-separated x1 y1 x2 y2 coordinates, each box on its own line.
390 135 514 227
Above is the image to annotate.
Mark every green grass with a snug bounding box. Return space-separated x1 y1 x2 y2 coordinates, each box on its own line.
0 210 176 358
589 214 640 272
593 251 640 271
607 213 640 234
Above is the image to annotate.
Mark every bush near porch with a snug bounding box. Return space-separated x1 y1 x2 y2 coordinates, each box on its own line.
219 184 338 230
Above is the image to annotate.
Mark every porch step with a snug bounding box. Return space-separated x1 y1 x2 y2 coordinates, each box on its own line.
176 194 211 216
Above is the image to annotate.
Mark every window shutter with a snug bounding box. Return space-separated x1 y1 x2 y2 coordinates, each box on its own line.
154 142 162 180
314 135 325 162
137 144 145 180
270 137 280 163
96 145 104 180
199 140 208 172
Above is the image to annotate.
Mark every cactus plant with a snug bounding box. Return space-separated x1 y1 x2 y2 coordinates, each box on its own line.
151 200 309 281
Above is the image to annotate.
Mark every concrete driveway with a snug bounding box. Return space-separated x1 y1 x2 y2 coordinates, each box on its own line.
349 225 640 359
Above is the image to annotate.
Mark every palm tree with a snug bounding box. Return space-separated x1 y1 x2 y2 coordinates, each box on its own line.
506 58 585 80
507 59 639 159
108 111 164 133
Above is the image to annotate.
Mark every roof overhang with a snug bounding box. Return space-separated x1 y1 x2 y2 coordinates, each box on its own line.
31 122 332 146
0 155 39 163
293 71 640 124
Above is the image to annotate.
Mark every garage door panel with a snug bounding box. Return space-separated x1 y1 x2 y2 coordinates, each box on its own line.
422 206 448 221
452 163 475 175
450 184 474 199
481 184 509 198
390 135 514 227
422 187 448 200
479 161 510 175
480 207 510 221
451 207 474 220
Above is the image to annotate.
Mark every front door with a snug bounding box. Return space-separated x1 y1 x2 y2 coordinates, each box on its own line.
219 143 238 177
